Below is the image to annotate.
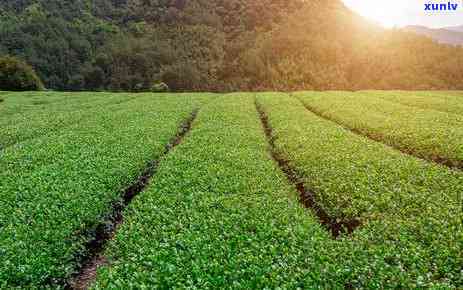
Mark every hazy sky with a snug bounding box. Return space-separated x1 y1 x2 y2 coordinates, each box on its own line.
342 0 463 28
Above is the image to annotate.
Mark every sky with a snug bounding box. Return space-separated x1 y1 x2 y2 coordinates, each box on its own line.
342 0 463 28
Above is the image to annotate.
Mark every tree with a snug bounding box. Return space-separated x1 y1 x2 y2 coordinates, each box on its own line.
0 55 44 91
2 0 463 91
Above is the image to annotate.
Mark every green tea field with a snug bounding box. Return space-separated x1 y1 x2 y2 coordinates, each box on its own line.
0 91 462 289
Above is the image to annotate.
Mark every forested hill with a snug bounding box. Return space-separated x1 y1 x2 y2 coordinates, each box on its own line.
405 25 463 46
1 0 463 91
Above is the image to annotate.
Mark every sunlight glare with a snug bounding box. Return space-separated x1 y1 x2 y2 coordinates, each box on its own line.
342 0 412 28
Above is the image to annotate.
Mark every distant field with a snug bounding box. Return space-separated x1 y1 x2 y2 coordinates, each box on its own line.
0 91 461 289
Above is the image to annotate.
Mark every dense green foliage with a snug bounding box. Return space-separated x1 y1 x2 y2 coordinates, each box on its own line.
1 91 462 288
0 93 209 287
0 91 128 121
0 56 43 91
92 94 337 288
360 90 463 115
0 92 137 149
91 93 462 288
297 91 463 168
0 1 116 90
257 93 462 286
2 0 463 91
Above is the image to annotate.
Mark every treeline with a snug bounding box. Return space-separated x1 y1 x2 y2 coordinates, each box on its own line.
1 0 463 91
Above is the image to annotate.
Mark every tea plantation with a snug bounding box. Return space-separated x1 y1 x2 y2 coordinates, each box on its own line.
0 91 461 289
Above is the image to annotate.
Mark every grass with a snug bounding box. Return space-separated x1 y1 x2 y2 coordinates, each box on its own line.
0 91 461 288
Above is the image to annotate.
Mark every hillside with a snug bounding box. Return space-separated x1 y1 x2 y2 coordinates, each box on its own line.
445 25 463 32
1 0 463 91
405 25 463 45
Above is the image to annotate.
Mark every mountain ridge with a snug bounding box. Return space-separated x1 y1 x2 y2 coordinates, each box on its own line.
444 25 463 32
404 25 463 45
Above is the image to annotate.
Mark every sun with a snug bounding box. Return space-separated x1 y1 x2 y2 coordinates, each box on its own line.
342 0 408 28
